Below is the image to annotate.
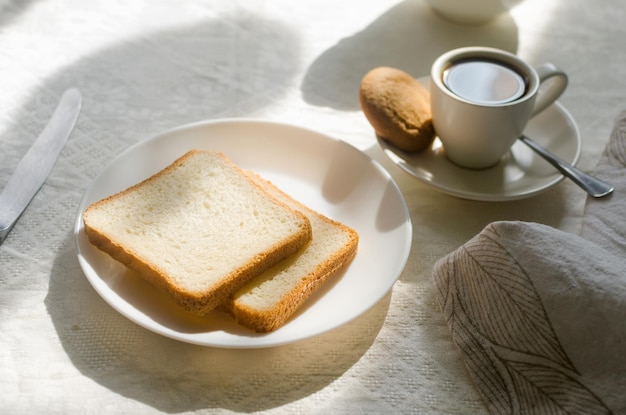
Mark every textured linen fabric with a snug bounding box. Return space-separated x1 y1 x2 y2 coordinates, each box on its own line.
582 111 626 255
1 0 626 414
433 113 626 413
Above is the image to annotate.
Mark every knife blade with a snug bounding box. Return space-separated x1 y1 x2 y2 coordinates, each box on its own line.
0 88 82 244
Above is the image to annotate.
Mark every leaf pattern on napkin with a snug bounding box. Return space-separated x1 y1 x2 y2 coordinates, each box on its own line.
503 360 610 414
434 223 610 414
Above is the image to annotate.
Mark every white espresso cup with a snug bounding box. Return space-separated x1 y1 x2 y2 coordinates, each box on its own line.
430 46 568 169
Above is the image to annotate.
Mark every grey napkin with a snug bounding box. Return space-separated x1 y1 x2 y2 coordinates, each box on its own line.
433 112 626 414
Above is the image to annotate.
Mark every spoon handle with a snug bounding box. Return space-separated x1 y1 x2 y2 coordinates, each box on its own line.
519 135 614 198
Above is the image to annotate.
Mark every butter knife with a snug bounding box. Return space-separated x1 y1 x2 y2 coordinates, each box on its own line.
0 88 82 244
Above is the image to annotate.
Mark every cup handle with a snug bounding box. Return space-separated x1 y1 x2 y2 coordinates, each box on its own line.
531 63 568 116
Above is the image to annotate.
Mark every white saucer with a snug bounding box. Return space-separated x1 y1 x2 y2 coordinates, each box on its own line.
75 119 412 348
378 86 581 201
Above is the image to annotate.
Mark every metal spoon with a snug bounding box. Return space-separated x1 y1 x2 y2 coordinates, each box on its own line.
519 135 614 198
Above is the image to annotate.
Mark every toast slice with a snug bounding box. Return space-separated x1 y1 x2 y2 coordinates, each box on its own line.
82 150 312 315
222 174 359 332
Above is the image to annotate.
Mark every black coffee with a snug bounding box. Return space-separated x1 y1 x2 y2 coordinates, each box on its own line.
443 59 527 105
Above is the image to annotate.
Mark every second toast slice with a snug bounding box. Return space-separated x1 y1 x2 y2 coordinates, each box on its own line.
223 173 359 332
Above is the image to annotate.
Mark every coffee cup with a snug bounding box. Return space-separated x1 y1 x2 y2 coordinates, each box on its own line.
430 46 568 169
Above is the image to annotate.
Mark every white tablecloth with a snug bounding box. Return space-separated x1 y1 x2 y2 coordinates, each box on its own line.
1 0 624 413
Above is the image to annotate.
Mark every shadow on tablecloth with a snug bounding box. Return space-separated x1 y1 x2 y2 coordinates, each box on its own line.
301 0 519 110
48 229 389 412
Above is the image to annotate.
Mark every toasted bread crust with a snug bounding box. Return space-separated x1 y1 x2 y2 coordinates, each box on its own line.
84 216 313 314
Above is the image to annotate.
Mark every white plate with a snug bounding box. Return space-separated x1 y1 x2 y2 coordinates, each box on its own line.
378 80 581 201
75 119 412 348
